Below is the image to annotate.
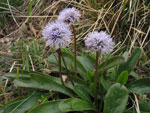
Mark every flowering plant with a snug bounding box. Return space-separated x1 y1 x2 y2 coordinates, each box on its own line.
2 6 150 113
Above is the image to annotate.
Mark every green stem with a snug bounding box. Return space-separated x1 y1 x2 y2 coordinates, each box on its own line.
94 52 99 109
57 49 65 86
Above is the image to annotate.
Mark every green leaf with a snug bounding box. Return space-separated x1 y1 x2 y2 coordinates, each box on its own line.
103 83 128 113
86 71 94 82
122 51 128 62
101 71 116 90
125 110 148 113
72 76 88 86
89 82 95 95
72 99 95 111
124 102 150 113
30 72 61 85
1 92 41 113
0 99 24 113
14 73 74 97
47 53 59 70
0 76 3 82
130 71 141 79
62 51 87 77
3 71 30 79
101 75 113 90
124 109 136 113
122 0 126 15
127 78 150 94
59 99 73 112
74 85 92 103
117 71 128 85
98 56 125 74
72 76 94 98
117 48 142 77
48 51 87 78
30 71 73 89
28 100 66 113
4 71 75 89
77 55 95 71
140 102 150 112
59 98 95 112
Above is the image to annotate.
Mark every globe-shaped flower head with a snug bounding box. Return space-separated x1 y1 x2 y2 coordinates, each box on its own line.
85 31 115 55
42 21 72 49
58 7 81 24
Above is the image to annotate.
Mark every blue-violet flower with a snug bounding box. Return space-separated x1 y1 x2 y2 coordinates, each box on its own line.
42 21 72 49
58 7 80 24
85 31 115 55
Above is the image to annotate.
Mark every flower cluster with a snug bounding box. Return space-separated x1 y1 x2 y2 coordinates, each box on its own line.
42 21 71 49
58 7 81 24
85 31 115 55
42 7 80 50
42 7 115 54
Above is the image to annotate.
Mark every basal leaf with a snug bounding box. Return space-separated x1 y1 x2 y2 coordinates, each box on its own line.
117 48 142 77
103 83 128 113
74 85 92 103
130 71 141 80
1 92 41 113
117 71 128 85
59 98 95 112
28 100 66 113
98 56 125 74
2 71 30 79
14 73 74 97
127 78 150 94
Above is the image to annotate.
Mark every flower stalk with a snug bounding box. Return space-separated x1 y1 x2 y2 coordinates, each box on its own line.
57 7 80 76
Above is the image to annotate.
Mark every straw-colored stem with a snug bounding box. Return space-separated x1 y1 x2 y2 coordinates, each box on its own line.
0 85 8 103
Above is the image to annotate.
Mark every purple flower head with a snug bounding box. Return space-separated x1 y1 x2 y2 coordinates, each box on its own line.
85 31 115 55
42 21 72 49
58 7 81 24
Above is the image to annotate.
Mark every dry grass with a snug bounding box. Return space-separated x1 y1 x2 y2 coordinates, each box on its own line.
0 0 150 73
